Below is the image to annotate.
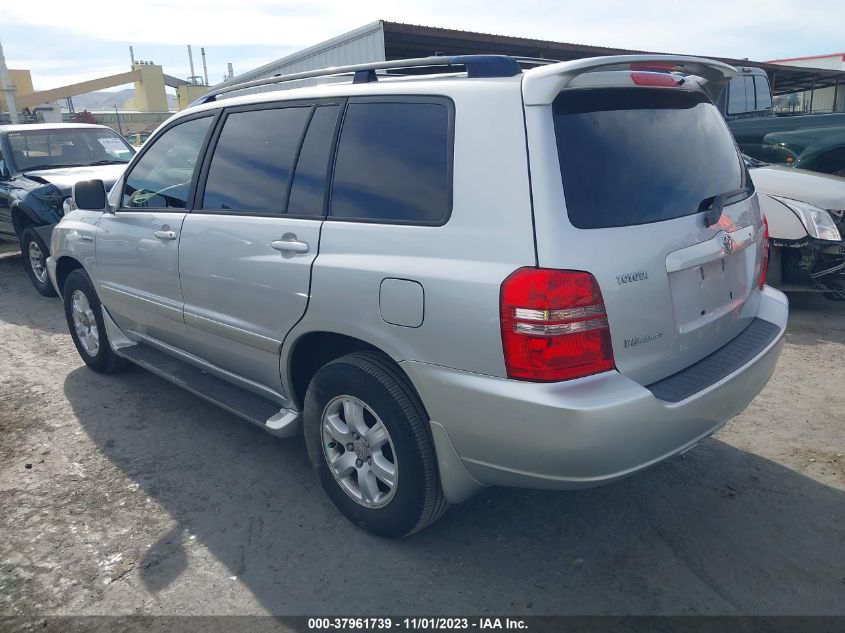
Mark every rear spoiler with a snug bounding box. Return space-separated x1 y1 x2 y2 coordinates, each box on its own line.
521 55 737 105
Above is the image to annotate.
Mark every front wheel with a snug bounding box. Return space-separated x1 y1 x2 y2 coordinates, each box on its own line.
304 352 449 538
62 269 126 373
21 227 57 297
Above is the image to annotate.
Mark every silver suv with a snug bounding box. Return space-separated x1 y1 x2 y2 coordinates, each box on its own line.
48 54 789 537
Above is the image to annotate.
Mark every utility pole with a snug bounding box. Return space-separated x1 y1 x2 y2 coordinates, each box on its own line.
113 105 123 136
0 37 19 124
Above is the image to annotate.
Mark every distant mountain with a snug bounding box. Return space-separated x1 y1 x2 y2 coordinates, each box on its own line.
63 89 177 111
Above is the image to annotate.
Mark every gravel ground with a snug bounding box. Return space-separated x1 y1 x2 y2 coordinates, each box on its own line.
0 247 843 616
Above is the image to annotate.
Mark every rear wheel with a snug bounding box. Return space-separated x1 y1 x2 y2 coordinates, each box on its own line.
62 269 126 373
21 227 57 297
304 352 449 538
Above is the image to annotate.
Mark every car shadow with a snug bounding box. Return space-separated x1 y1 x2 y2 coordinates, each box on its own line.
63 365 845 616
0 253 66 335
782 292 845 347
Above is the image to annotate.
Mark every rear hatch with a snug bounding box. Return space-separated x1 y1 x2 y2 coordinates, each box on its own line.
523 64 767 386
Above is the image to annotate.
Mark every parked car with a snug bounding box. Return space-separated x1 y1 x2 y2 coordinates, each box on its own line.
716 66 845 174
760 126 845 177
0 123 135 295
48 54 787 537
745 155 845 299
125 132 151 147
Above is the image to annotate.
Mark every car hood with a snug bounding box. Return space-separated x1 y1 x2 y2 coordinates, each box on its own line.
750 164 845 211
22 164 127 196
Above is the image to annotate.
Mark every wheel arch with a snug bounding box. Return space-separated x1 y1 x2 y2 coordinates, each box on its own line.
285 331 423 413
54 256 85 298
11 202 35 239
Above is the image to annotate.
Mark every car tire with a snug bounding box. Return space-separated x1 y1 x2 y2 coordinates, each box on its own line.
304 351 449 538
62 269 127 373
21 227 57 297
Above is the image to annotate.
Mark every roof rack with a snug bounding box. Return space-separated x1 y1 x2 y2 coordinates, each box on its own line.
193 55 524 105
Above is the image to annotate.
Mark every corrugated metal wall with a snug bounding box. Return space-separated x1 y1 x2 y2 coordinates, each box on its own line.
216 21 386 96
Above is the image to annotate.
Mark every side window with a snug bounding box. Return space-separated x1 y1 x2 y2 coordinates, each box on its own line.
287 105 340 216
0 147 6 177
123 116 213 209
330 101 450 224
728 76 755 114
754 75 773 111
201 106 310 213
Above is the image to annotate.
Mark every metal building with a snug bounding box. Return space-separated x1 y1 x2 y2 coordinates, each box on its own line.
216 20 845 111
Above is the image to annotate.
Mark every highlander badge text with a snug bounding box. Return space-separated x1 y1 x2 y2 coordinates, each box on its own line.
624 331 664 348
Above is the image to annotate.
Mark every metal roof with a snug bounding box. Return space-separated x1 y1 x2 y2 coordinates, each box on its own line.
380 21 845 96
218 20 845 97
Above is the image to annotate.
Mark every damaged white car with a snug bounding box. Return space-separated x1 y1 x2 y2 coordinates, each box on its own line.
746 155 845 300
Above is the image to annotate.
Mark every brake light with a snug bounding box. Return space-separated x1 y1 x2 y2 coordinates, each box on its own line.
500 268 616 382
631 71 682 87
759 215 770 289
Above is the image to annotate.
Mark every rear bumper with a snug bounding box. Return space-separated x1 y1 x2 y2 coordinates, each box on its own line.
402 286 788 502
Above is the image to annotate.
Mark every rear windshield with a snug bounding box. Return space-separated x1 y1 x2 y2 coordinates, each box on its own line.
553 88 744 229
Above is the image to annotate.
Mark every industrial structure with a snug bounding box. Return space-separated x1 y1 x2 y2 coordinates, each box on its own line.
767 52 845 113
0 41 213 130
217 20 845 112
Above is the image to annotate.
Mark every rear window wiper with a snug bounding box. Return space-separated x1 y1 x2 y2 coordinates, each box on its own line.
698 186 752 227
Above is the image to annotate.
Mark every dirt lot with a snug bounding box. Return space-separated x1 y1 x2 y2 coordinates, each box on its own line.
0 246 843 616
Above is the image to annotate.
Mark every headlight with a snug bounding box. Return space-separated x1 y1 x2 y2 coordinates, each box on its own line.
62 198 76 215
771 196 842 242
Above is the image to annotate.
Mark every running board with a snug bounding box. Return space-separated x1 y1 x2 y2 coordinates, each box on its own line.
117 343 302 437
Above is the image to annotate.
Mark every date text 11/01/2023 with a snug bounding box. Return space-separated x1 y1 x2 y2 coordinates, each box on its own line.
307 617 528 630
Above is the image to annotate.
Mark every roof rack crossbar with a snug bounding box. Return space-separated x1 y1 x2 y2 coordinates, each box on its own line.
192 55 522 105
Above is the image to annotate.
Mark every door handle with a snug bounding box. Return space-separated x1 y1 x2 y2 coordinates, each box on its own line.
271 235 309 254
154 230 177 240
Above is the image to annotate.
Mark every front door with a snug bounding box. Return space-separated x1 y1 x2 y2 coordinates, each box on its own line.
95 115 215 349
178 102 341 393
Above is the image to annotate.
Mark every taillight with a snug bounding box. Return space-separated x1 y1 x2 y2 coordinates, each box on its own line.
759 215 770 289
500 268 616 382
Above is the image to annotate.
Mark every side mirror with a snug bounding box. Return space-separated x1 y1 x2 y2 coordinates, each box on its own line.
73 180 107 211
0 160 9 180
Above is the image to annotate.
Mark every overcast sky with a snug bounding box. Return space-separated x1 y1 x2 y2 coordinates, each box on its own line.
2 0 842 91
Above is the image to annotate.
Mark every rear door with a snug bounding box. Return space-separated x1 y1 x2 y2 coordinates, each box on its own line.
524 77 766 386
178 100 342 393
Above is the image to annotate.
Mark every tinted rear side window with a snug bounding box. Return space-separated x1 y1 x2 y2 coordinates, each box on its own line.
330 101 450 224
553 88 743 229
287 105 340 216
202 106 310 213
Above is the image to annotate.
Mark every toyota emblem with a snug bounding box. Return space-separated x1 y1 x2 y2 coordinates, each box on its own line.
722 233 734 254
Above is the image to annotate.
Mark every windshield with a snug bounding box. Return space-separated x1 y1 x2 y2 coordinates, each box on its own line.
553 88 745 229
7 127 135 172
